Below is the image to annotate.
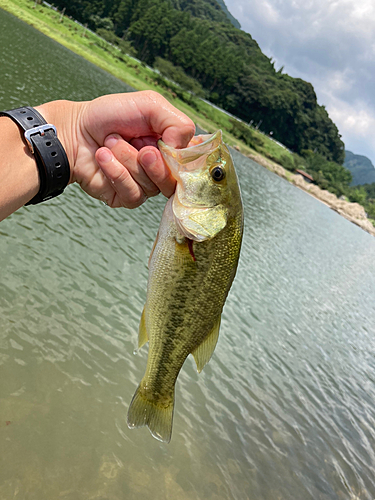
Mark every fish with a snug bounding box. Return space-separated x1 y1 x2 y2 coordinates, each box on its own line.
127 130 244 443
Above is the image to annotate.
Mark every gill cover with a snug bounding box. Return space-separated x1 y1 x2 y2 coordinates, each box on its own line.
159 130 228 242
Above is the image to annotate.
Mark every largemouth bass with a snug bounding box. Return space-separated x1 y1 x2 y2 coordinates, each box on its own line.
127 130 243 443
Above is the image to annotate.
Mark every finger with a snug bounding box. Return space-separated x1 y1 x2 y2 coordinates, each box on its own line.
132 132 201 151
142 91 195 148
131 135 159 150
86 91 195 149
95 147 146 209
104 134 160 198
138 146 176 198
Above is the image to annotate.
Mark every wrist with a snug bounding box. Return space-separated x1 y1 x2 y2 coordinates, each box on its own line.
35 100 83 184
0 117 39 220
1 106 72 205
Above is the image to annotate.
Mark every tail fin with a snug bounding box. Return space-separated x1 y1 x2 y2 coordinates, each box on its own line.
127 385 174 443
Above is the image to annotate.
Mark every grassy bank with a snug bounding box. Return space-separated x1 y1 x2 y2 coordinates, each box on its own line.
2 0 374 235
0 0 292 162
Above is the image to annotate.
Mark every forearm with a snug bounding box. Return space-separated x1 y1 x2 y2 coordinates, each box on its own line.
0 92 194 221
0 117 40 221
0 101 80 222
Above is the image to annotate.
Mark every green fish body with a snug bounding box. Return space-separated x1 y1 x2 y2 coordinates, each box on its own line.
127 131 243 442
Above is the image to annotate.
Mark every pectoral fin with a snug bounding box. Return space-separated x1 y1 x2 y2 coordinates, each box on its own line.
138 306 149 349
192 315 221 373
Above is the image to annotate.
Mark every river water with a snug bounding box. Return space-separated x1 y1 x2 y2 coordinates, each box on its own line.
1 8 375 500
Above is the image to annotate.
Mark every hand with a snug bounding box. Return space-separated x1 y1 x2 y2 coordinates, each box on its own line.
36 91 195 208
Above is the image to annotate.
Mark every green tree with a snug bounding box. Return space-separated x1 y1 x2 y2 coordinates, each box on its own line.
154 57 205 96
90 15 114 31
96 27 119 44
349 187 367 205
47 0 345 165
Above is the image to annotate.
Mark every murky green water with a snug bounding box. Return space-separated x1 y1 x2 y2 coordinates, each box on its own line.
1 8 375 500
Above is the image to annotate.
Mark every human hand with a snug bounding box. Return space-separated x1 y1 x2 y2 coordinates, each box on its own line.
36 91 195 208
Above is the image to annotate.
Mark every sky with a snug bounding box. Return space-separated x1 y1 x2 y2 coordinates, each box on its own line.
224 0 375 165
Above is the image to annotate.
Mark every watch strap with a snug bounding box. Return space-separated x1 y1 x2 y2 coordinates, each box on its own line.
0 106 70 205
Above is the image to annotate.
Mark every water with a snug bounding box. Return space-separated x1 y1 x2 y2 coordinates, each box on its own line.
0 8 133 107
1 8 375 500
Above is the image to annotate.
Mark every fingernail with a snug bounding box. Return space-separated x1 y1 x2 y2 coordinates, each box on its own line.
97 148 112 163
104 135 119 149
140 151 157 168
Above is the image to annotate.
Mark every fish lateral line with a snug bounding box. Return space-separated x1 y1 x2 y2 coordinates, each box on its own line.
187 238 196 262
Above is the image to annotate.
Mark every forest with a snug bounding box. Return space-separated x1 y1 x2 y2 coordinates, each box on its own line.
41 0 375 220
47 0 345 165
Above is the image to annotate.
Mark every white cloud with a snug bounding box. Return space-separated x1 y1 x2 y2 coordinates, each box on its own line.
330 101 375 139
224 0 375 163
255 0 280 24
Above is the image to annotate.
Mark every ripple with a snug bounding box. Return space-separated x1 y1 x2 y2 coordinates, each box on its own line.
1 9 375 499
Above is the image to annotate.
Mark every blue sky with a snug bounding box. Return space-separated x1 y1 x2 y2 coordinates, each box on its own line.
224 0 375 164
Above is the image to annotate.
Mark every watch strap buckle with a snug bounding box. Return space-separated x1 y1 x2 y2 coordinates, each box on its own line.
24 124 57 154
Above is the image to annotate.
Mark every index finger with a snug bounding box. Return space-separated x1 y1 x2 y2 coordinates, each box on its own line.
84 90 195 149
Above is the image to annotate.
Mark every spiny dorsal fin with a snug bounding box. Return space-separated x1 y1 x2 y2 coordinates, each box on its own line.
192 315 221 373
138 306 149 349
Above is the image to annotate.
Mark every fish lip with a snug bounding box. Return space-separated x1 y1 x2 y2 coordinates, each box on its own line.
158 130 223 178
158 130 222 153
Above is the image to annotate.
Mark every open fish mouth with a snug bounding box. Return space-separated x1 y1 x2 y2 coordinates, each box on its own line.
158 130 223 178
159 130 229 241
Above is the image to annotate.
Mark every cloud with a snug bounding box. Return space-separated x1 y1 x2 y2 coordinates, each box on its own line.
224 0 375 163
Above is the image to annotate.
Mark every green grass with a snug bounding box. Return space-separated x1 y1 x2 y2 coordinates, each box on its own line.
261 138 293 162
0 0 289 164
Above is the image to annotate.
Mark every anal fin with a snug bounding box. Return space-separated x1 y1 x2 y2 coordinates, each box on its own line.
192 315 221 373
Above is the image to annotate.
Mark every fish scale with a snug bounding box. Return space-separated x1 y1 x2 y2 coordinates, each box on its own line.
127 131 243 442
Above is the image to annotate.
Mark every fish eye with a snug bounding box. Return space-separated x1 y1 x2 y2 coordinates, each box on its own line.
211 166 226 182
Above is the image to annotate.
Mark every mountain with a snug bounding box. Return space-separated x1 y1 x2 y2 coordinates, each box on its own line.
171 0 239 26
50 0 344 163
344 151 375 186
214 0 241 28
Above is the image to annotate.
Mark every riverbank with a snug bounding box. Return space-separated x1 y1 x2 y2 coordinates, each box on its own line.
0 0 251 153
249 152 375 237
1 0 374 237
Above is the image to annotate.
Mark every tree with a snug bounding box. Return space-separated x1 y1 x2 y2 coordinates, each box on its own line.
48 0 345 165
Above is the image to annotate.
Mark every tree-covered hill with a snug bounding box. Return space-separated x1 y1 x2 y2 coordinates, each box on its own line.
344 151 375 186
50 0 344 164
211 0 240 28
170 0 238 27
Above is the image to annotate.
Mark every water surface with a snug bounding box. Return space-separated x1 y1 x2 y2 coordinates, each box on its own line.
1 8 375 500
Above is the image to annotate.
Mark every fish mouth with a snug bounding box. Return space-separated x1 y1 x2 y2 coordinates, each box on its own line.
158 130 222 178
159 130 228 242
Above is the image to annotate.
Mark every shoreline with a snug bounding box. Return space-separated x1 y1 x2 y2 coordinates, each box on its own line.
248 152 375 237
1 1 374 237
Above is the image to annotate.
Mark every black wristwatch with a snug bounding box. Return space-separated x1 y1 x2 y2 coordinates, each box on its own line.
0 106 70 205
